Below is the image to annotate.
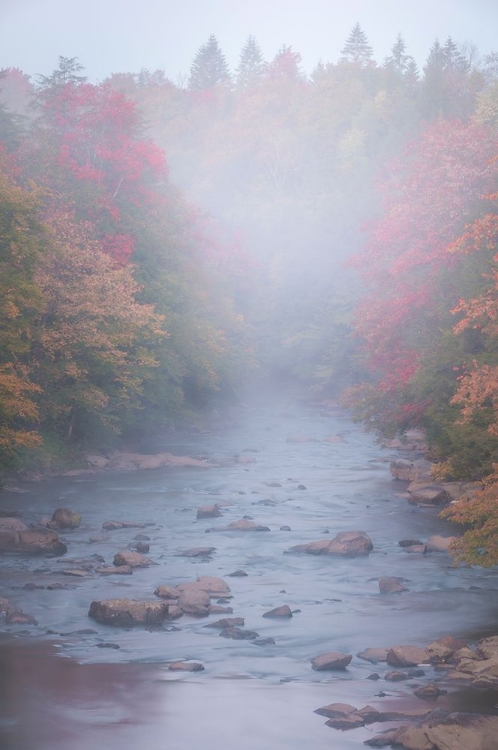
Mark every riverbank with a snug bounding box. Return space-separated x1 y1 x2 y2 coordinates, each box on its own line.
1 396 497 749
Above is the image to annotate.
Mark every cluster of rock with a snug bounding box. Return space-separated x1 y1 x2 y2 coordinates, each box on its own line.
390 458 479 508
0 510 71 557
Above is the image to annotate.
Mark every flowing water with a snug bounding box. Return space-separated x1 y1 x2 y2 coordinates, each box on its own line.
1 395 498 749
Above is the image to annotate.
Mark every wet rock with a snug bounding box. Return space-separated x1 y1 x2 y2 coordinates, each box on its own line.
88 598 169 626
262 605 293 619
177 588 211 617
227 570 248 577
51 507 81 529
204 617 245 629
0 517 28 531
379 577 408 594
314 703 357 719
196 505 222 519
254 637 276 646
289 531 373 556
102 520 145 531
385 670 409 681
61 569 90 577
207 519 270 532
264 481 282 487
166 605 183 620
476 635 498 659
390 459 432 482
219 627 259 640
96 642 120 649
325 715 365 730
413 683 445 699
358 648 389 663
367 673 381 680
364 729 401 747
96 565 133 575
0 527 67 556
113 550 154 568
280 526 292 531
311 651 353 670
426 535 457 552
379 708 436 722
297 484 307 490
154 585 180 600
398 539 424 547
175 547 216 557
168 661 205 672
387 645 428 667
0 599 38 625
426 635 464 663
392 712 498 750
134 533 150 541
208 605 233 614
176 576 232 598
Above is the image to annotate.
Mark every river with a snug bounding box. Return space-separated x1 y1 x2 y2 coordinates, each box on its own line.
1 394 498 749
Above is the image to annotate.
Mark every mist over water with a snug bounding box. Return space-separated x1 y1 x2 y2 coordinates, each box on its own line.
1 393 498 748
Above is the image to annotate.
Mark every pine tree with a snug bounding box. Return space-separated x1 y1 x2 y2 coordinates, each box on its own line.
188 34 231 92
339 23 374 67
384 34 414 76
236 35 265 89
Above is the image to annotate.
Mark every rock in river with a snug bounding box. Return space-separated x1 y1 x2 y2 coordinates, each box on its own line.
262 605 293 618
113 550 154 567
51 507 81 529
387 645 428 667
289 531 373 556
88 598 168 626
311 651 353 670
196 505 222 519
207 519 270 532
0 527 67 556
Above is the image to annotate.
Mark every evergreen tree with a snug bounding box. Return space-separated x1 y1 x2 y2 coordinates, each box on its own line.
188 34 231 91
236 35 265 89
37 56 87 91
339 23 374 67
384 34 414 76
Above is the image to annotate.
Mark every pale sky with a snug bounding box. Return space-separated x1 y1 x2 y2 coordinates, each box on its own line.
1 0 498 84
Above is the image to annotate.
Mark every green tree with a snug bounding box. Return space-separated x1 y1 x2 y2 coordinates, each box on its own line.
236 35 265 89
339 23 374 67
188 34 231 91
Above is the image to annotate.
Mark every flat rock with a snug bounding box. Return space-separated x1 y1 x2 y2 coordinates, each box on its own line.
228 570 248 577
314 703 357 718
311 651 353 670
208 605 233 614
209 519 270 532
113 550 154 567
103 520 146 531
325 715 364 730
387 645 428 667
407 484 451 506
219 627 259 640
176 547 216 557
88 598 168 626
176 576 232 598
262 605 293 618
96 565 133 575
168 661 205 672
204 617 245 629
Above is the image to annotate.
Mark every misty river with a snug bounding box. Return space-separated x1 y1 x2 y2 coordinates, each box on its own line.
1 393 498 750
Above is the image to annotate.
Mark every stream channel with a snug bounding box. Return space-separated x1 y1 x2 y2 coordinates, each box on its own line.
1 394 498 749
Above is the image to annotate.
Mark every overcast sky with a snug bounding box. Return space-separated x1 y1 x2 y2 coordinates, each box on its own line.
1 0 498 84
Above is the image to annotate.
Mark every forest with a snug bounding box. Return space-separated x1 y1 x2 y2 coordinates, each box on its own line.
2 24 498 564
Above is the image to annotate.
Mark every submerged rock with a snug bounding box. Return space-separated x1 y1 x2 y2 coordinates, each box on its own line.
207 519 270 532
168 661 205 672
262 605 293 619
379 577 409 594
175 547 216 557
196 505 222 519
102 520 145 531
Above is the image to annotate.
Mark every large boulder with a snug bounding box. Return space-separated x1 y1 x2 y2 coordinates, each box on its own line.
89 598 168 626
407 484 451 506
289 531 373 557
0 527 67 556
51 507 81 529
311 651 353 670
